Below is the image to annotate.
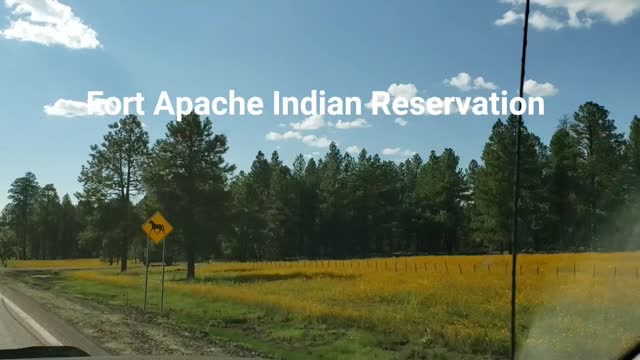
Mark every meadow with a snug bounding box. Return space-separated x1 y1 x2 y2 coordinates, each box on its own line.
5 258 108 269
15 253 640 359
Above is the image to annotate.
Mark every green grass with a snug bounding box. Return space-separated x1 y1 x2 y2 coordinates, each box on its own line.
45 273 465 360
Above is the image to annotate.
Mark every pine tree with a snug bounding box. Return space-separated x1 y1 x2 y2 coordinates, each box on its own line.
79 115 149 271
144 112 234 279
569 102 625 249
614 115 640 249
318 142 345 257
8 172 40 259
548 118 580 249
34 184 62 259
60 194 77 258
472 116 548 252
414 149 465 253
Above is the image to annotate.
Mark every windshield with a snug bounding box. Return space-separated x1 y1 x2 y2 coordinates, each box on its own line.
0 1 639 359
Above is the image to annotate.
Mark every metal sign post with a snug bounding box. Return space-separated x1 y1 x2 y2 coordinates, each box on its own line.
141 211 174 315
160 235 166 312
143 234 150 313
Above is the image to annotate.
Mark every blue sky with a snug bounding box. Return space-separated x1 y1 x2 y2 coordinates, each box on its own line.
1 0 639 207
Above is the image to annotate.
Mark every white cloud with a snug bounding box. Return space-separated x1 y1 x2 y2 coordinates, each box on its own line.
496 0 640 30
334 118 370 129
366 83 417 109
290 114 327 130
304 151 321 159
382 147 401 156
382 147 415 157
567 10 595 28
43 98 111 117
302 134 332 148
530 10 565 30
387 83 417 100
382 147 417 156
266 129 333 148
365 92 388 109
498 10 565 30
346 145 361 154
545 0 640 24
1 0 101 49
265 131 302 141
523 79 559 96
444 72 472 91
444 73 499 91
473 76 498 90
495 10 524 25
394 117 408 126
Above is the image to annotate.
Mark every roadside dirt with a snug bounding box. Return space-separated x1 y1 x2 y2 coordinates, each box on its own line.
2 270 263 359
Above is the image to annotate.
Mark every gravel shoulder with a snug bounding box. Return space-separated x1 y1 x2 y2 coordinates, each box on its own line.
0 269 262 359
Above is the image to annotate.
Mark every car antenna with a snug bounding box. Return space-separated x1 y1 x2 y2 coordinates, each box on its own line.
511 0 532 359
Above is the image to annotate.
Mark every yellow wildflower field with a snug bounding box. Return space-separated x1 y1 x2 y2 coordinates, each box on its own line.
6 258 108 269
66 252 640 358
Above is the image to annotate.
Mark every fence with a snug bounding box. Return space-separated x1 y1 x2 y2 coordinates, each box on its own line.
204 258 640 279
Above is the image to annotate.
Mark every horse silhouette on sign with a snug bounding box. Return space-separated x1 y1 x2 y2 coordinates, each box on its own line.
148 220 165 234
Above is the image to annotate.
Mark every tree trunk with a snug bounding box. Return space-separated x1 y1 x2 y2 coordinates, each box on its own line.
120 236 128 272
187 246 195 280
22 215 28 260
120 198 129 272
591 195 597 250
21 230 26 260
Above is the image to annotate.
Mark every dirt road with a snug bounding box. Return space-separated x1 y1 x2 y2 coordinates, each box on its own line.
0 273 108 355
0 269 262 358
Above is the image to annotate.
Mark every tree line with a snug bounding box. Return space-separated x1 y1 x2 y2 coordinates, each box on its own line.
1 102 639 278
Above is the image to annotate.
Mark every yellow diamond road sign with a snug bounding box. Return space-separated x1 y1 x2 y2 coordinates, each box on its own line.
142 211 173 244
